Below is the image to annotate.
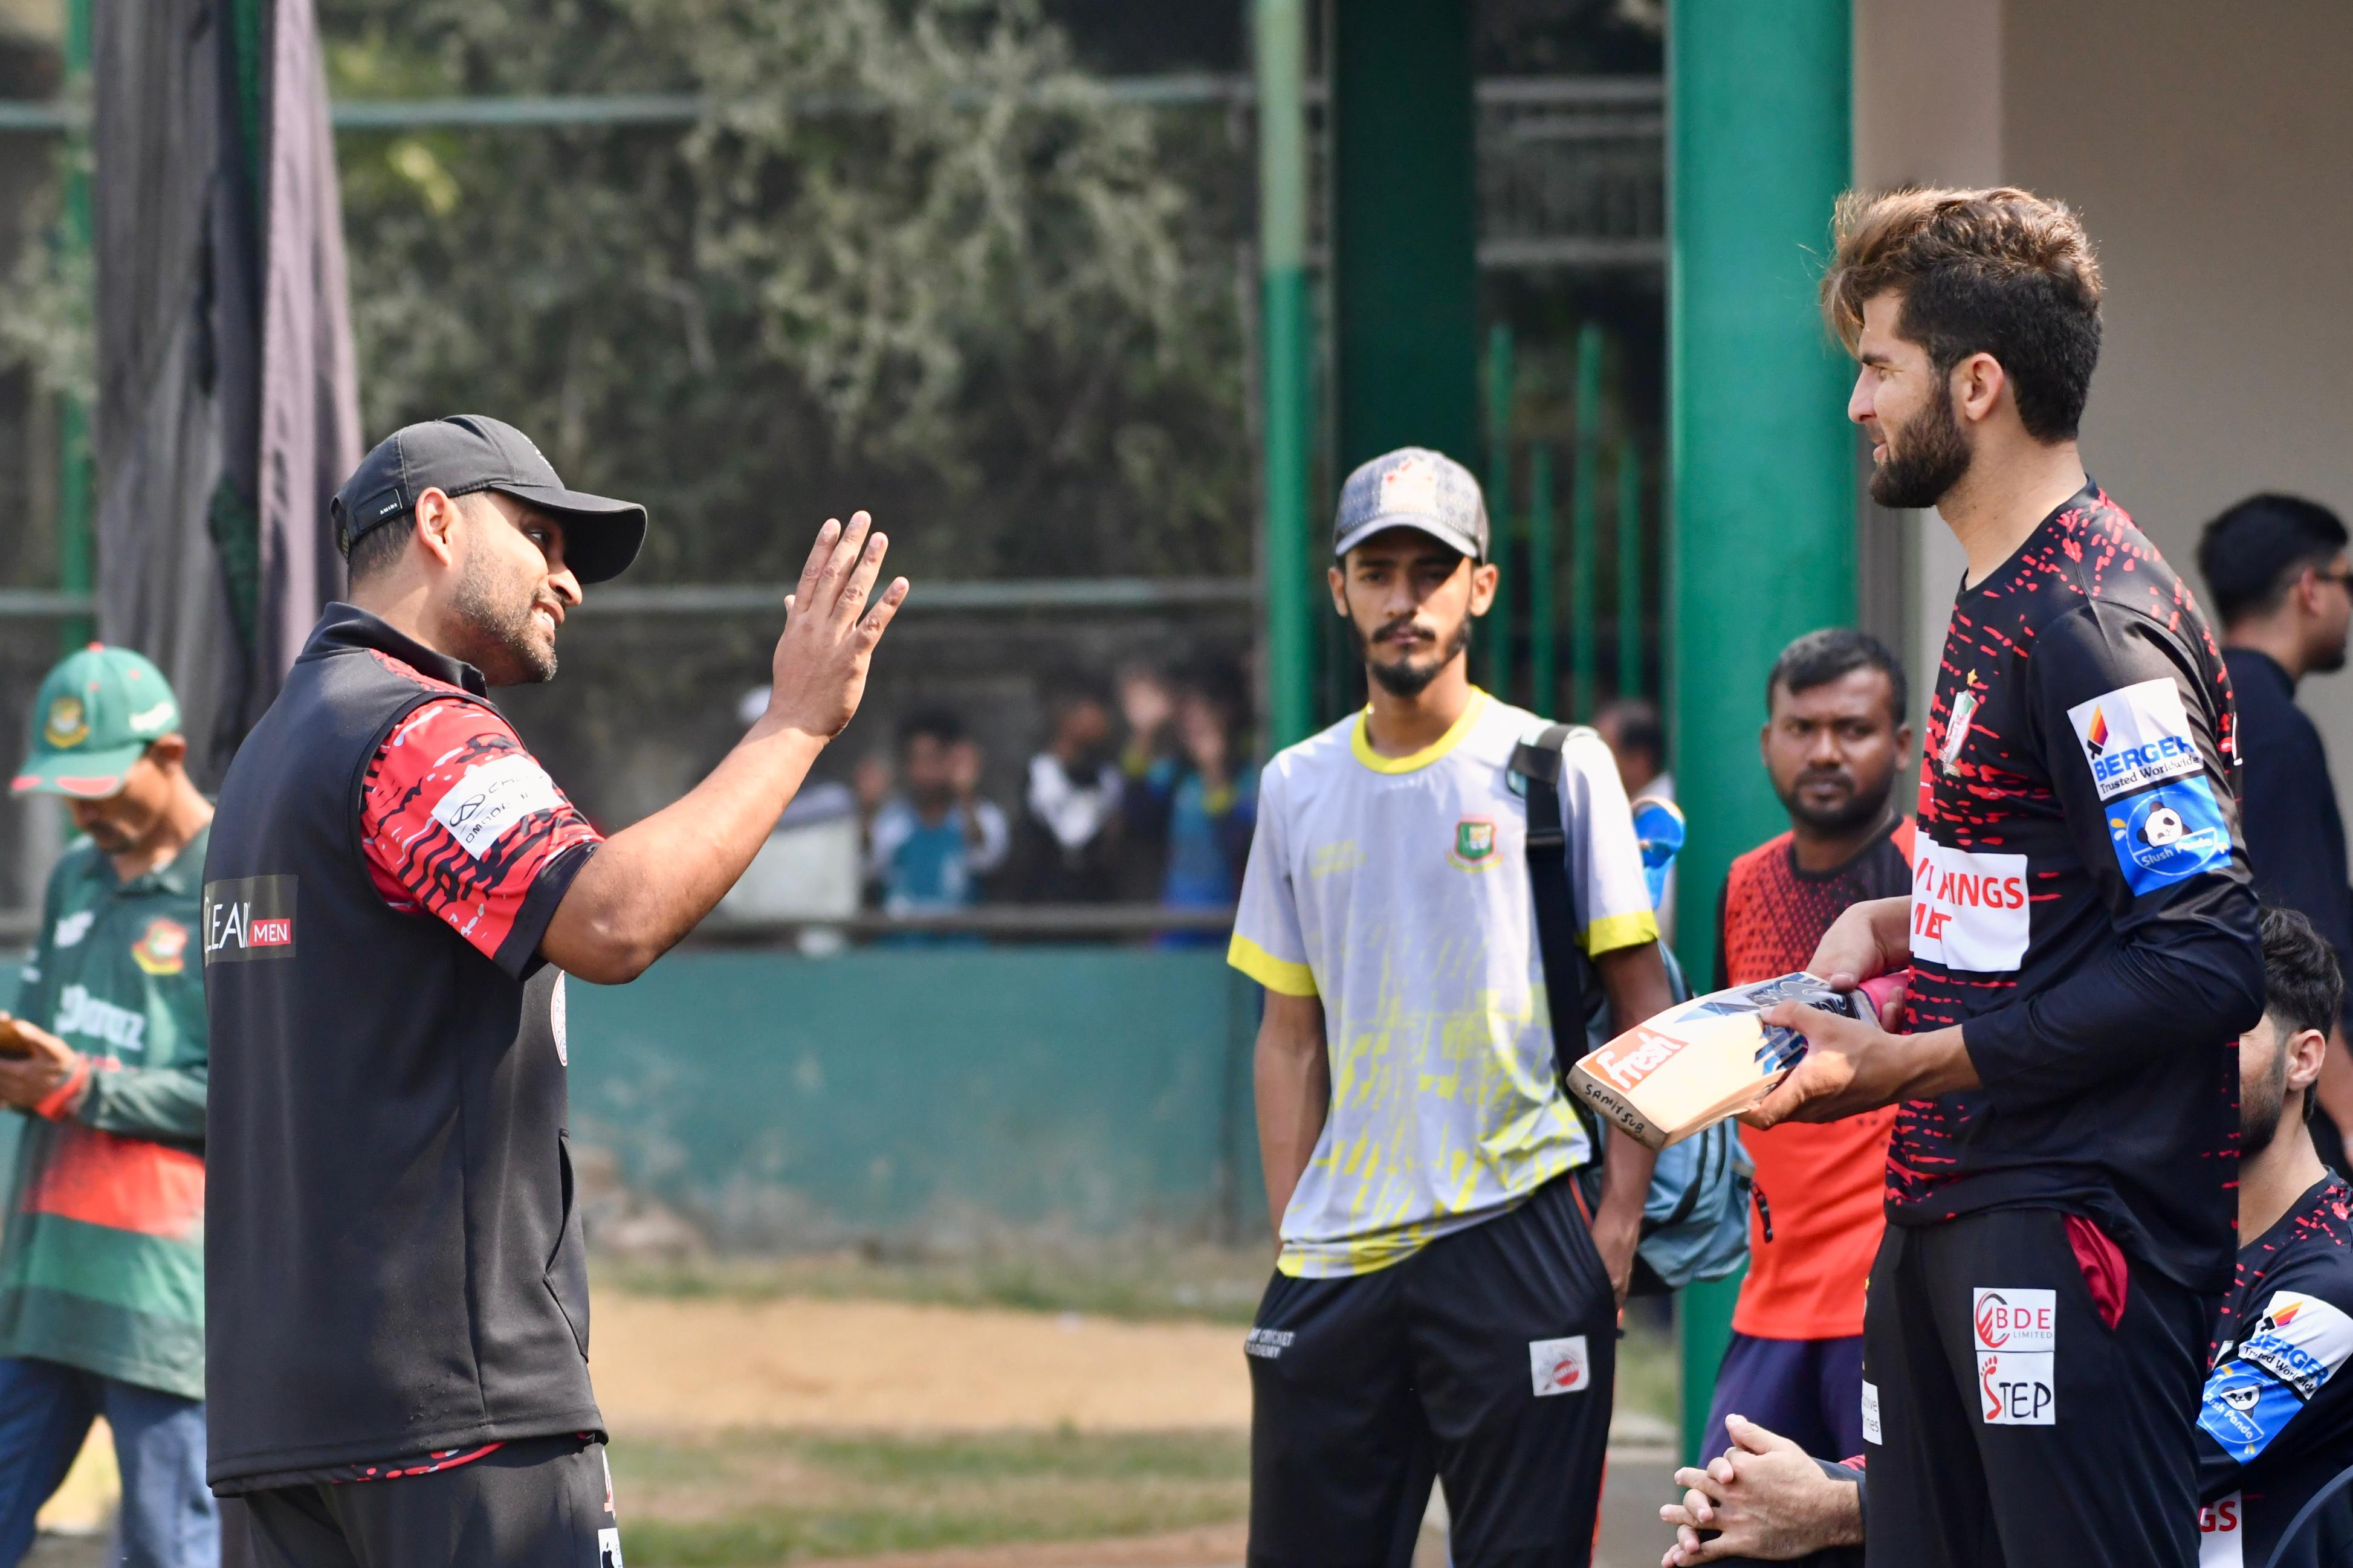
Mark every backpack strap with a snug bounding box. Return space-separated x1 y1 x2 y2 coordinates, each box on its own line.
1513 723 1586 1086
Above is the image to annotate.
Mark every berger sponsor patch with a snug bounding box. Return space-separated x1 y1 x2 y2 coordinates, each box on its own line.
1975 1287 2056 1426
1910 836 2030 972
2108 777 2231 895
431 752 567 858
1529 1335 1591 1396
2069 678 2202 801
203 875 298 964
2199 1290 2353 1461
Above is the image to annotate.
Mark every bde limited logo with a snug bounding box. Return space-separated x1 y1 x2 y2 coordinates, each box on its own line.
1973 1287 2056 1426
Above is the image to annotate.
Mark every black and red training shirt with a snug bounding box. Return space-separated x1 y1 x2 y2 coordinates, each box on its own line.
1898 483 2264 1294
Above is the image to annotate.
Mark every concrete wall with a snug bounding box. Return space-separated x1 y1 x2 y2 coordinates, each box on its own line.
1856 0 2353 824
565 946 1265 1248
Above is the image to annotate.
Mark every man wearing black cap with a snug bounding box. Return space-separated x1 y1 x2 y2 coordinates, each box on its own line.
201 416 907 1565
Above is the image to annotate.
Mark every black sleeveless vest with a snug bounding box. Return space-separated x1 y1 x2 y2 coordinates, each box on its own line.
201 604 598 1488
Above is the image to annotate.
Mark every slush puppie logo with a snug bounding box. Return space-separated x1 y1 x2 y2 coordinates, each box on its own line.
44 695 88 749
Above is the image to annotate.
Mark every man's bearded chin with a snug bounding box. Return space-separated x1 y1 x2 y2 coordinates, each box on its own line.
451 558 558 685
2241 1054 2290 1157
1869 380 1973 511
1352 616 1472 698
1782 772 1893 837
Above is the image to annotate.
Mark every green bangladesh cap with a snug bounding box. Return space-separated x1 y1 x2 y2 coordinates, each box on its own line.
11 644 183 799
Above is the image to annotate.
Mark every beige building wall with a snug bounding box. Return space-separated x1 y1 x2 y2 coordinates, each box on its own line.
1856 0 2353 824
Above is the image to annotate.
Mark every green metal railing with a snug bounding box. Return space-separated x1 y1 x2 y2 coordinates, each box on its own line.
1479 323 1655 719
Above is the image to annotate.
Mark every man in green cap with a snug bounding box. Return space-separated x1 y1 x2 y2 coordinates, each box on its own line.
0 644 216 1568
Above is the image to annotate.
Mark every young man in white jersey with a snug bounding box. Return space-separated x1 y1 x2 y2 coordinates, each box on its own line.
1231 446 1675 1567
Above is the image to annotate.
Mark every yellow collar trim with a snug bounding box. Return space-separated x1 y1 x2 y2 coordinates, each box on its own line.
1351 690 1489 775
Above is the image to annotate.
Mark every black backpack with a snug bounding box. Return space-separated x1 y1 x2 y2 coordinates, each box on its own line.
1513 723 1755 1297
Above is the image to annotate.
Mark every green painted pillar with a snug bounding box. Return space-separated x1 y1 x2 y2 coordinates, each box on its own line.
1331 0 1478 476
1483 326 1514 698
1571 323 1604 721
1255 0 1314 749
1668 0 1854 1466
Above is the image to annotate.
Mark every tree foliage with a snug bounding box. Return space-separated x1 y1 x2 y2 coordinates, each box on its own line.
323 0 1252 582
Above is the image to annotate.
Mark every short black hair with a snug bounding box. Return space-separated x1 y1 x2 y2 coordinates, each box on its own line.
1766 628 1909 727
1595 698 1665 763
345 510 412 584
2261 905 2344 1043
898 706 965 749
2196 494 2349 629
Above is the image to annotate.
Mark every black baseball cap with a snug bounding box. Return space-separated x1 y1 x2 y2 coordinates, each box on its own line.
331 415 647 584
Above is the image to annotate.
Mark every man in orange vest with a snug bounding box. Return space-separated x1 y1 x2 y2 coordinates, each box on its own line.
1704 628 1914 1459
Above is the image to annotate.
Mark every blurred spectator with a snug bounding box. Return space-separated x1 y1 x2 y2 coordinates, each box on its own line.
1007 676 1125 902
855 708 1007 918
1595 695 1677 937
2199 493 2353 1173
1121 660 1256 938
1593 696 1672 804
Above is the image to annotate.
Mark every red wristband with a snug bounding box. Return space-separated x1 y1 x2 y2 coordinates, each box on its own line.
33 1056 91 1121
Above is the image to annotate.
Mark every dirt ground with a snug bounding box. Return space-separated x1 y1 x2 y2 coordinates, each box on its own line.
594 1294 1252 1434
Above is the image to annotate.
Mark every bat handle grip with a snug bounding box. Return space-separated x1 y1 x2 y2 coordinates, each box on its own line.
1856 969 1912 1027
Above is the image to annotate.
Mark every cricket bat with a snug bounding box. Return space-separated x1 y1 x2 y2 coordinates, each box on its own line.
1567 970 1909 1150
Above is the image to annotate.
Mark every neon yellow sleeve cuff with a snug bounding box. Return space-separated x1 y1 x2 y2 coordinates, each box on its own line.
1228 934 1318 997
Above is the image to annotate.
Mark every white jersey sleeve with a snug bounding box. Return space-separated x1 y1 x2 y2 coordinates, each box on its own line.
1228 761 1316 996
1559 727 1660 956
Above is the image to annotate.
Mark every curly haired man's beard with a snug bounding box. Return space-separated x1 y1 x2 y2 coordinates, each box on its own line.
1871 379 1973 511
1350 616 1473 699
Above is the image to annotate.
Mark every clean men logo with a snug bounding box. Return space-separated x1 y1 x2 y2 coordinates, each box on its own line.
2108 777 2231 896
2068 679 2203 800
432 753 566 859
1973 1287 2056 1426
1448 816 1498 871
202 875 298 964
1527 1335 1590 1397
1909 836 2030 972
43 695 88 749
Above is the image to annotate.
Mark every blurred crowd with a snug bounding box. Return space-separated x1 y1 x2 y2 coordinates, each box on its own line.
849 659 1257 931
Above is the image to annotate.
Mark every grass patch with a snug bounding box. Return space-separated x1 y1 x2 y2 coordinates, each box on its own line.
613 1428 1249 1567
599 1243 1273 1326
1615 1317 1680 1429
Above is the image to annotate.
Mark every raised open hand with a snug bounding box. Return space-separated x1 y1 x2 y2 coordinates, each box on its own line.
764 512 910 740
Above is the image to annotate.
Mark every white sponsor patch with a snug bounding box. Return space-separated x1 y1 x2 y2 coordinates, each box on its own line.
127 701 175 735
1975 1287 2056 1426
1910 836 2031 972
552 972 569 1067
1529 1335 1591 1397
598 1526 624 1567
2068 679 2202 801
1861 1379 1881 1445
53 910 93 949
430 752 565 858
1243 1328 1293 1360
2198 1492 2244 1568
2239 1290 2353 1398
1938 688 1981 775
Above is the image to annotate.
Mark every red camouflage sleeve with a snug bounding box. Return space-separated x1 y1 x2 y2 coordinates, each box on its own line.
360 697 603 976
